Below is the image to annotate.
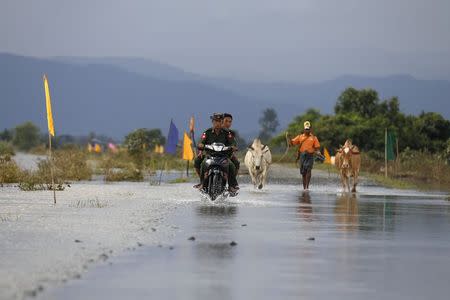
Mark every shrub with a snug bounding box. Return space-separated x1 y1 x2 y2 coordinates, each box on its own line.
36 147 92 182
0 155 23 184
12 122 41 151
0 141 15 157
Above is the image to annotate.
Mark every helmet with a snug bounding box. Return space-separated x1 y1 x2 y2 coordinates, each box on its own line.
210 113 224 121
304 121 311 130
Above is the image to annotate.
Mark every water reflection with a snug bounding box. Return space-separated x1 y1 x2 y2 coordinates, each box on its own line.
297 191 313 222
192 204 237 300
196 205 238 218
334 193 359 232
358 199 397 232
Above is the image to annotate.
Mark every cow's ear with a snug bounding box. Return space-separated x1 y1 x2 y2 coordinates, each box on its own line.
261 145 267 150
351 145 360 153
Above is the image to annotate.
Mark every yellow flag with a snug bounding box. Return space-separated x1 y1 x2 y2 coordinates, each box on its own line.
43 74 55 136
159 145 165 154
94 144 102 153
324 148 331 164
182 132 194 160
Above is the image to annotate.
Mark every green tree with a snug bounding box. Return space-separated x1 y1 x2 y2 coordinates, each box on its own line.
272 87 450 157
12 122 41 151
124 128 165 168
258 108 280 143
335 87 380 118
0 129 13 142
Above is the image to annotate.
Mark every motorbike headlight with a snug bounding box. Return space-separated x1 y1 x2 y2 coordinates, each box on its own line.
205 159 213 167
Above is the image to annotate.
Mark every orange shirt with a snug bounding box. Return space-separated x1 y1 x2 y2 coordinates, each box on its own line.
291 134 320 153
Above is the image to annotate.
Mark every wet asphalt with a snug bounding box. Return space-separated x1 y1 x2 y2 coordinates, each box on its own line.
42 178 450 300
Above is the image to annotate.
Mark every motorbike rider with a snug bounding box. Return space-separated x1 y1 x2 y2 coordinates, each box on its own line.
194 113 239 193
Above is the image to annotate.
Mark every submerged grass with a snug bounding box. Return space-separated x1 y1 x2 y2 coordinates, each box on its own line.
95 151 189 182
71 198 108 208
99 152 144 182
168 177 191 184
0 213 20 222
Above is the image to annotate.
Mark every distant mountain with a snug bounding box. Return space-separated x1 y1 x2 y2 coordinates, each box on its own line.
1 53 449 142
0 53 298 140
206 75 450 117
55 56 450 118
52 56 200 82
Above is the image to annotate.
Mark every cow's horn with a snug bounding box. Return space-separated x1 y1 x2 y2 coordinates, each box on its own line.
262 145 267 150
248 146 254 151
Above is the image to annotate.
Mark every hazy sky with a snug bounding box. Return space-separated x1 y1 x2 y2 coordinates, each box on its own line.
2 0 450 81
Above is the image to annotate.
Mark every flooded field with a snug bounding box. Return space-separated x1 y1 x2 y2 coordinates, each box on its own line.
41 181 450 300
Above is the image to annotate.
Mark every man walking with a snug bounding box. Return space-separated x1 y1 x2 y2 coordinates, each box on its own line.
289 121 321 190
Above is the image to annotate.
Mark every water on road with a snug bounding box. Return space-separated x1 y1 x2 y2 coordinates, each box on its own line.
43 183 450 300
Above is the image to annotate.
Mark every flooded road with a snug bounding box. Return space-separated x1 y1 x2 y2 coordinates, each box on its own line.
43 183 450 300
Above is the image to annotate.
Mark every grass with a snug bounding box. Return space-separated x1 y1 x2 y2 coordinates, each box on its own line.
1 146 91 190
273 150 450 192
0 141 15 157
37 147 92 182
94 150 190 182
0 155 23 185
168 177 191 184
105 167 144 182
364 173 417 190
99 152 144 182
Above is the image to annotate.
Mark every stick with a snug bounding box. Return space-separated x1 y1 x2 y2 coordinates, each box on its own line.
190 130 196 148
158 158 164 185
186 160 190 177
48 133 56 204
385 128 388 178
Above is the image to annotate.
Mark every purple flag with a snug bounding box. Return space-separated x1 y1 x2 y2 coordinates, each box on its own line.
165 120 179 155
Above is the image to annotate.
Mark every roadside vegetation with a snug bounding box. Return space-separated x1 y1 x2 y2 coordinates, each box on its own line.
0 123 190 187
2 86 449 191
270 87 450 191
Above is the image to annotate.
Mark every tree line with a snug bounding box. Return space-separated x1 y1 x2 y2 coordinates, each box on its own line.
271 87 450 160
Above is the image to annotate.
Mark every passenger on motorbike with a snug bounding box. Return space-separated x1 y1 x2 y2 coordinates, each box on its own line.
222 113 240 174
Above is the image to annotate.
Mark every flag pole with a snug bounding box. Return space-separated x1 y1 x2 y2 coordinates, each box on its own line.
48 132 56 204
385 128 388 178
189 116 195 178
158 158 164 185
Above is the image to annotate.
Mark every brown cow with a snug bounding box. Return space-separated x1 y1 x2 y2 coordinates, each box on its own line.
335 139 361 192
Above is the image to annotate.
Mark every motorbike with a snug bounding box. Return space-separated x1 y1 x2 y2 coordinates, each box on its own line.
200 143 237 200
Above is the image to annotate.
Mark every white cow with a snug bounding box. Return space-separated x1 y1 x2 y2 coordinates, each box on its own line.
244 138 272 189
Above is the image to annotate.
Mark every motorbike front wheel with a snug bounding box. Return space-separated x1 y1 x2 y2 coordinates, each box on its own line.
208 173 223 201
